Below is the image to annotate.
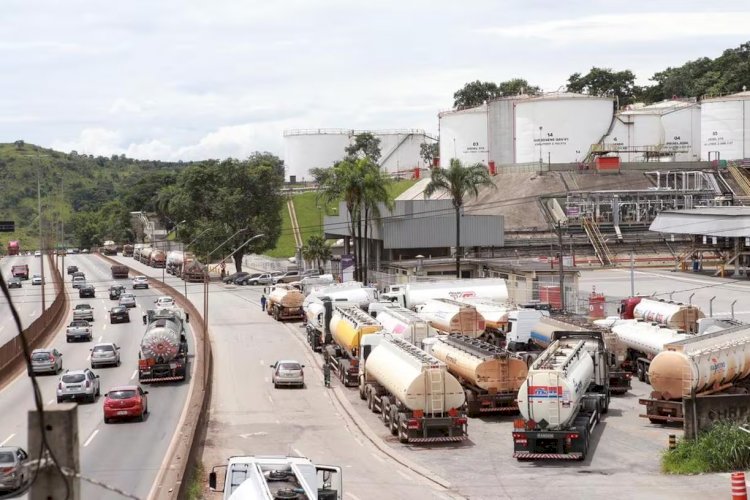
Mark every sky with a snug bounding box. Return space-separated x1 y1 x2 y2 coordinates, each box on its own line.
1 0 748 162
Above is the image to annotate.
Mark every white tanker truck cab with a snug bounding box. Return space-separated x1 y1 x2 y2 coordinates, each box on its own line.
209 455 342 500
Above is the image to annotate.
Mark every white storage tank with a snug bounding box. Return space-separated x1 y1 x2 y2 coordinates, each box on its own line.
487 92 614 166
438 104 489 167
283 129 433 182
603 100 701 162
700 91 750 161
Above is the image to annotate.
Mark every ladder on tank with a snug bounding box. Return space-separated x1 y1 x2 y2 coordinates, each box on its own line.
582 216 614 266
427 368 445 415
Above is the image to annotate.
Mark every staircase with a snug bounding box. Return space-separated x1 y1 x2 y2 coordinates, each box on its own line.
582 217 614 266
428 368 445 415
287 198 303 249
727 165 750 197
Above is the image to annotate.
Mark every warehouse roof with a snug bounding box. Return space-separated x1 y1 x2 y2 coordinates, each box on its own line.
650 207 750 237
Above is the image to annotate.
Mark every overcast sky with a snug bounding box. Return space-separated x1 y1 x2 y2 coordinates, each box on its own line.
2 1 748 161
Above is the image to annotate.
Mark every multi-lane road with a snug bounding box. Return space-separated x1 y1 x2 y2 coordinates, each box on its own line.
0 254 194 499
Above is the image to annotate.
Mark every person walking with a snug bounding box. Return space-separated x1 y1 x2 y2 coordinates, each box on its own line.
260 293 267 312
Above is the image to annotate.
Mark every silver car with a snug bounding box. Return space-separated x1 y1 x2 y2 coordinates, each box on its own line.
0 446 29 492
71 276 86 289
31 274 43 285
119 293 136 308
270 360 305 388
30 348 63 375
73 304 95 321
57 369 100 403
90 343 120 369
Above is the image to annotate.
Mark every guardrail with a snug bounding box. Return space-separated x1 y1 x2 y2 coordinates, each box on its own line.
0 254 68 387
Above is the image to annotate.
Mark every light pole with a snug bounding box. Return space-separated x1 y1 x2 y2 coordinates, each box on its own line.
202 232 264 384
159 220 185 283
182 227 213 298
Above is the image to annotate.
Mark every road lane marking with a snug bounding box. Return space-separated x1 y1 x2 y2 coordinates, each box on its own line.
0 434 15 446
267 395 273 404
29 310 37 317
396 470 411 481
292 447 302 456
346 493 363 500
259 360 264 365
47 398 54 405
98 336 102 342
130 370 137 380
370 453 385 464
83 429 99 447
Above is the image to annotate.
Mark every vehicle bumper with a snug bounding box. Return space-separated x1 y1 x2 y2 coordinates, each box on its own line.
31 364 56 373
104 406 142 419
91 357 117 366
274 378 304 386
66 333 91 341
0 475 21 491
57 392 93 402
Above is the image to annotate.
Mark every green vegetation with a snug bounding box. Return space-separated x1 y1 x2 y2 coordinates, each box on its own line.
184 462 205 500
662 422 750 474
265 199 294 259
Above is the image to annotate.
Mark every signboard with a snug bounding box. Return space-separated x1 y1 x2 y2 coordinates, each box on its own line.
0 221 14 232
684 394 750 439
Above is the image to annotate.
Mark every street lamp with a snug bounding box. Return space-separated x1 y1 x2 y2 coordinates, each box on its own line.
202 232 264 384
182 227 214 298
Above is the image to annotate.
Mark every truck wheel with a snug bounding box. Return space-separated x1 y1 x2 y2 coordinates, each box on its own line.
636 363 645 382
602 396 609 414
367 390 374 411
648 417 661 424
644 371 651 385
273 309 280 321
390 408 399 435
398 416 409 444
358 382 366 401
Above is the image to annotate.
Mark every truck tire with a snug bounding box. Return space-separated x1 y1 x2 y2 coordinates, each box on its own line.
273 308 280 321
379 396 389 420
397 415 409 444
636 363 645 382
465 391 479 418
367 389 374 411
390 407 399 435
358 380 366 401
602 395 610 414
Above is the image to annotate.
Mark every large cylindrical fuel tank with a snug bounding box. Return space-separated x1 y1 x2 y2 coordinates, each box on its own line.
268 284 304 308
329 306 382 353
611 321 691 357
633 298 705 332
365 336 465 412
375 306 431 345
453 298 509 330
529 317 588 348
141 318 182 362
418 298 486 337
140 247 153 264
430 334 527 392
166 251 184 267
308 284 376 309
649 326 750 399
150 249 166 267
517 339 594 429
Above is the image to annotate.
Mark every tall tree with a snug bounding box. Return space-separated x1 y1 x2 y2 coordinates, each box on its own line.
453 78 541 109
423 159 495 278
498 78 541 96
345 132 382 163
567 67 638 106
361 165 393 283
419 142 439 167
301 234 332 273
167 153 285 272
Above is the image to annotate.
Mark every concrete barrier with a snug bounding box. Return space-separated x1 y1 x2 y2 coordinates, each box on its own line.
0 255 68 389
684 393 750 439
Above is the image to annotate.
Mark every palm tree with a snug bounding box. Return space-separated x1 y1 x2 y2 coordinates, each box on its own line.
361 164 393 284
301 235 332 273
423 159 495 278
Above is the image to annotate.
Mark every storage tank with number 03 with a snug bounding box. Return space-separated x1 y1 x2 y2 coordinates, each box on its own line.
700 91 750 161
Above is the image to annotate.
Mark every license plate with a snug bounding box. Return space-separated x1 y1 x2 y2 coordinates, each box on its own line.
117 411 128 416
537 433 555 439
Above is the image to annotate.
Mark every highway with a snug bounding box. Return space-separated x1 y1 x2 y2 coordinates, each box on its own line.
110 255 460 499
0 254 194 499
0 254 57 345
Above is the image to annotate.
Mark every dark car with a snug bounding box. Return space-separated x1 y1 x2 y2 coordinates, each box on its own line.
7 277 22 289
222 271 250 284
236 273 262 285
109 285 126 300
79 284 95 298
109 306 130 324
66 265 78 275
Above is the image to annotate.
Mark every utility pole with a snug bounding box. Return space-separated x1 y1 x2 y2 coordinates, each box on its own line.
29 404 80 499
630 251 635 296
557 221 565 312
37 161 46 310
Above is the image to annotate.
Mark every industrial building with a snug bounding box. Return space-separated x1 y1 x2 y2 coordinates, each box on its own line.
700 90 750 161
283 128 433 182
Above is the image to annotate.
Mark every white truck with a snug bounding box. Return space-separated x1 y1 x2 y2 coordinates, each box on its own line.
512 331 610 461
209 455 342 500
417 298 486 337
368 302 432 345
305 283 378 310
381 278 508 309
359 334 468 444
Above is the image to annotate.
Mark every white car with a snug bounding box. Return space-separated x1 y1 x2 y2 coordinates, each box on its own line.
119 293 136 308
31 274 43 285
34 250 41 257
132 276 149 289
90 343 120 369
154 296 175 308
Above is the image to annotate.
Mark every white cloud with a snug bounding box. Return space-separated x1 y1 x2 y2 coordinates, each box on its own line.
477 12 750 43
50 128 122 156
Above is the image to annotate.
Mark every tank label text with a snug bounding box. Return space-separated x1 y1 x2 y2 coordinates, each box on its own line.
528 385 563 399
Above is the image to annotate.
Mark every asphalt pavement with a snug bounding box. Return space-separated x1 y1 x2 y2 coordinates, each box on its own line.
0 254 194 499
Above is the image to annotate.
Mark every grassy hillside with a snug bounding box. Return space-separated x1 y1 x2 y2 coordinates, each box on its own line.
266 179 417 258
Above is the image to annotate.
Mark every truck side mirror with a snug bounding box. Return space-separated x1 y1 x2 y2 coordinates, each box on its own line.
142 315 147 325
208 471 217 490
185 312 189 323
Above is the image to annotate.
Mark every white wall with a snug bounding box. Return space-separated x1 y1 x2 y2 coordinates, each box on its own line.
438 106 489 167
701 99 750 161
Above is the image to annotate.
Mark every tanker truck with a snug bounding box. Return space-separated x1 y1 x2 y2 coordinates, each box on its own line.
267 284 305 321
7 240 20 256
182 256 205 282
139 246 153 265
429 334 527 417
102 240 117 255
417 298 486 337
513 331 611 461
359 334 468 444
138 308 190 383
149 248 166 268
368 303 432 345
305 282 377 310
304 297 362 351
452 298 510 345
610 321 692 383
618 297 704 332
122 244 134 257
323 306 382 386
166 251 183 275
640 324 750 424
381 278 508 309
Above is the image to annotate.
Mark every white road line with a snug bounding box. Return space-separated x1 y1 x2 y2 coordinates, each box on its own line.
102 324 107 331
83 429 99 447
267 394 273 404
87 354 91 361
130 370 137 380
47 398 54 405
97 336 102 342
370 453 385 464
29 310 37 317
259 360 264 365
396 470 411 481
292 447 303 456
0 434 15 446
346 493 363 500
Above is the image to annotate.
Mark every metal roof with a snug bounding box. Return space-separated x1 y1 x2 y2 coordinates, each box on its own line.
649 207 750 237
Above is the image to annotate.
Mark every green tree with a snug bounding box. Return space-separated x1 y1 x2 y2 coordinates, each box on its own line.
168 153 285 272
423 159 495 278
419 142 439 167
361 165 393 283
345 132 382 163
453 78 541 109
567 67 638 105
498 78 541 96
301 234 332 272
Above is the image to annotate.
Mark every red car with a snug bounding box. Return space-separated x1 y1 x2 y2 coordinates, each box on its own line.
102 385 149 423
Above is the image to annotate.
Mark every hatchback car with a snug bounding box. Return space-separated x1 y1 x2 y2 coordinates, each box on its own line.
7 277 22 289
34 250 41 257
132 275 149 289
154 296 175 308
71 276 86 289
222 271 245 284
109 284 126 300
103 385 149 423
90 343 120 368
270 360 305 389
0 446 29 493
246 273 272 286
119 293 136 308
73 303 95 321
79 284 95 298
236 273 262 285
31 274 43 285
66 265 78 275
30 348 63 375
109 305 130 323
57 369 100 403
